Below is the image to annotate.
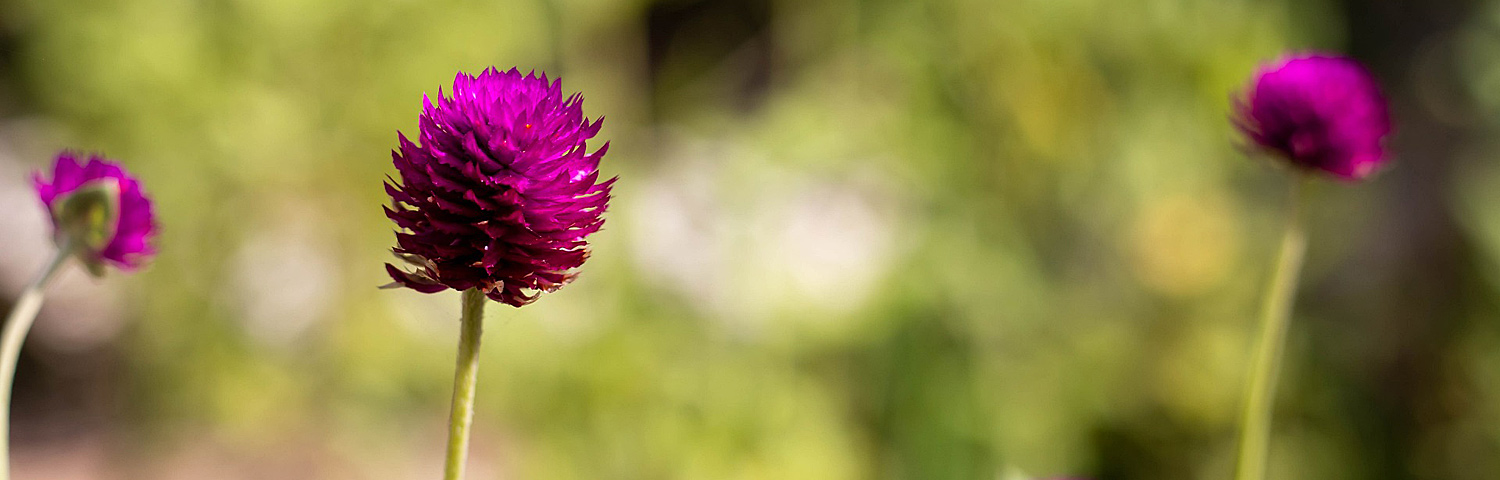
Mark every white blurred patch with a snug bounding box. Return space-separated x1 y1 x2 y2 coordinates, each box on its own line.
0 156 54 294
228 207 340 349
32 271 129 353
629 135 902 334
630 148 738 318
0 121 63 294
752 182 896 313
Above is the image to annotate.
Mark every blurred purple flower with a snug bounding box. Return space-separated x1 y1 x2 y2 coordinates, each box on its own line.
384 68 614 306
1234 53 1392 180
32 152 157 271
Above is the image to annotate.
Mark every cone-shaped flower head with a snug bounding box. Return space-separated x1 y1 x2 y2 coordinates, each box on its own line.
384 68 614 306
32 152 157 274
1234 53 1392 180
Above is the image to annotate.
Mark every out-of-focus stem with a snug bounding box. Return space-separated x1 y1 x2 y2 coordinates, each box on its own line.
0 243 72 480
1234 179 1308 480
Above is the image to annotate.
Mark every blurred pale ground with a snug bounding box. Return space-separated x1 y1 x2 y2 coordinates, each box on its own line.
0 0 1495 478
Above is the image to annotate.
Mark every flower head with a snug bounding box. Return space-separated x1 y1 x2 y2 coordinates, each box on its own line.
384 68 614 306
1234 53 1392 180
32 152 157 273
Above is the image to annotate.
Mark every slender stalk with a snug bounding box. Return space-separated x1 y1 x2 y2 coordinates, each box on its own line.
443 288 488 480
0 244 72 480
1233 179 1309 480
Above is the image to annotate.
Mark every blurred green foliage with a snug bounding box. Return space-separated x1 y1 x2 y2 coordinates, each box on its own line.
0 0 1495 479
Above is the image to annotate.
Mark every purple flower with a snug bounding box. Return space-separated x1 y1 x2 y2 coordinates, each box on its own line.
384 68 614 307
1234 53 1392 180
32 152 157 271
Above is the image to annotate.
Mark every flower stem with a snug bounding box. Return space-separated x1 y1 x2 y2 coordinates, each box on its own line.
0 244 72 480
1233 178 1308 480
443 288 487 480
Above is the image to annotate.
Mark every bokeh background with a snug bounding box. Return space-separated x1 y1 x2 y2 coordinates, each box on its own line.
0 0 1494 478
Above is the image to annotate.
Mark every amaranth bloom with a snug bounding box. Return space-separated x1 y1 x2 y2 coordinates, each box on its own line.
1234 53 1392 181
384 68 614 306
32 152 157 272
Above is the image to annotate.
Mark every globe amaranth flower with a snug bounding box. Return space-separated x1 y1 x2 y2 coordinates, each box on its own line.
384 68 614 306
32 152 157 273
1234 53 1392 181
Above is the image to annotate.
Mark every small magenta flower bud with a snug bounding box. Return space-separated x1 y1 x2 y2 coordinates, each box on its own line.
32 152 158 274
1233 54 1392 181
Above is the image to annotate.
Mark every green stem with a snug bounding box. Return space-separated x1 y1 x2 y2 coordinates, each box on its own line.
443 288 488 480
0 244 72 480
1233 179 1308 480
